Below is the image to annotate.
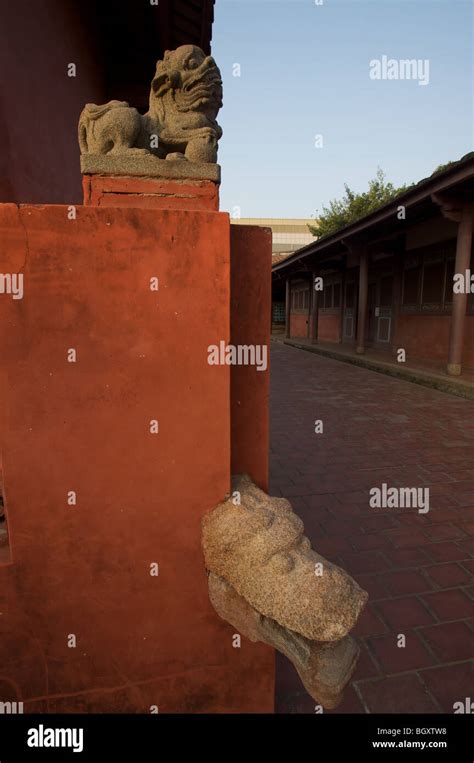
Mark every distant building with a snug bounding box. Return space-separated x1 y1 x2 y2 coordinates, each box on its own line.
231 218 316 328
231 217 315 259
272 153 474 376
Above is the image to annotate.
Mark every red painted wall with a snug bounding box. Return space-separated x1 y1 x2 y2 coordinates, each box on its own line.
397 314 474 370
289 311 342 342
290 313 308 337
230 225 272 493
0 203 274 712
318 313 341 342
83 176 220 212
0 1 106 204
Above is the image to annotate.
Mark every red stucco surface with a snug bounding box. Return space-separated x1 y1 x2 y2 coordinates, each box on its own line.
397 315 474 371
290 312 341 342
318 313 341 343
230 225 272 492
290 313 308 338
0 203 274 712
83 175 220 212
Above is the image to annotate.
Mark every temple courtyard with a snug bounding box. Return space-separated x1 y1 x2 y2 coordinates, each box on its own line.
270 342 474 713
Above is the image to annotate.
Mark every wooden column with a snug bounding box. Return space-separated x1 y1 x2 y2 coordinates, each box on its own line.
447 209 473 376
338 267 346 343
309 270 319 344
391 241 404 357
285 277 291 339
356 248 368 354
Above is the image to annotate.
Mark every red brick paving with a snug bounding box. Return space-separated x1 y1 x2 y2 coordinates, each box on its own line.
369 630 435 673
419 622 473 663
356 674 440 714
270 344 474 714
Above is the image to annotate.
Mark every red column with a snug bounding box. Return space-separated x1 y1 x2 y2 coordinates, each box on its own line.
356 248 368 354
391 245 404 357
447 209 473 376
309 271 319 344
338 268 345 343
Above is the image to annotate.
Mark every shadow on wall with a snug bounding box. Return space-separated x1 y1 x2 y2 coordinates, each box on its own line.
0 465 10 565
0 0 107 205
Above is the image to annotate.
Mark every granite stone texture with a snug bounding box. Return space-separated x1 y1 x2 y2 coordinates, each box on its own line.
79 45 223 181
202 475 368 707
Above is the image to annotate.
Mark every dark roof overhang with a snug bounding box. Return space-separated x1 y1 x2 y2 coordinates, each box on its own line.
272 153 474 279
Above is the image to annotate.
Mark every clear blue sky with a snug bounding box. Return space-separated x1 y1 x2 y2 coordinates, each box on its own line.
212 0 473 218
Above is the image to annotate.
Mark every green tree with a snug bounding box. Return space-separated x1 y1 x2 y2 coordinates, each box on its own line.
431 160 455 175
309 168 410 239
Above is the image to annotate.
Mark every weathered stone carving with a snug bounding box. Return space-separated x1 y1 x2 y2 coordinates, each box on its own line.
202 475 368 709
78 45 223 177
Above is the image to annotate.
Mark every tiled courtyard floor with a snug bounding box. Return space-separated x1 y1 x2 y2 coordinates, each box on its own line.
270 343 474 713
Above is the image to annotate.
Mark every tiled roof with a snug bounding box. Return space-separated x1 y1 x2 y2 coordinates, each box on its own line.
272 152 474 272
272 253 292 265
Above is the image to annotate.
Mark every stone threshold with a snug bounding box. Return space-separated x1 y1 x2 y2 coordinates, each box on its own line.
272 336 474 401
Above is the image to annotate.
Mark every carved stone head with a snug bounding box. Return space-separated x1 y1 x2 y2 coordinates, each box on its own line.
150 44 223 118
202 475 367 642
202 476 368 708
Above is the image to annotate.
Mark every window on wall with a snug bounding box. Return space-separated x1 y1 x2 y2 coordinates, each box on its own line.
444 259 455 304
422 252 446 308
272 302 285 323
345 282 355 309
291 285 310 313
321 277 342 311
402 256 421 307
402 242 458 313
324 284 333 309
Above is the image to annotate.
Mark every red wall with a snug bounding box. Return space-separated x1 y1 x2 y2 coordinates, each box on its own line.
231 225 272 492
84 176 220 212
289 311 342 342
290 313 308 337
318 313 341 342
397 314 474 370
0 203 274 712
0 1 106 204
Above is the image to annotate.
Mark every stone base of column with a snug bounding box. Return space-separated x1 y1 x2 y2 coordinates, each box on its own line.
447 362 462 376
356 346 365 355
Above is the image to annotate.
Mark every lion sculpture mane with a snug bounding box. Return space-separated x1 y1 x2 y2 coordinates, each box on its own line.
78 45 223 164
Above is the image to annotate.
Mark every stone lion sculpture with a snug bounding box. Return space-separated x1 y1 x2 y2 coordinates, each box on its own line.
202 475 368 708
78 45 223 164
